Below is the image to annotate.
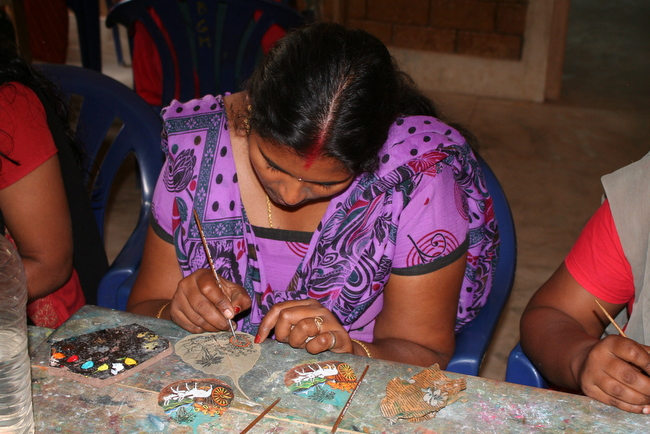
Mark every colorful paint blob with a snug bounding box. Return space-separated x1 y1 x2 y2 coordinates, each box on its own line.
48 324 171 382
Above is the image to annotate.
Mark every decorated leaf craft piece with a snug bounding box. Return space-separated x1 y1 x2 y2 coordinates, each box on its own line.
158 378 234 429
380 364 466 423
47 324 172 387
175 332 259 399
284 361 358 407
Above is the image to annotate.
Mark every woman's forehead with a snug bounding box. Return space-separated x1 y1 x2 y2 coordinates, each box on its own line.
252 134 351 182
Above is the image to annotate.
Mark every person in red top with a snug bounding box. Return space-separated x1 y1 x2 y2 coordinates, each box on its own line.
0 42 108 327
0 81 83 328
564 200 635 308
521 153 650 414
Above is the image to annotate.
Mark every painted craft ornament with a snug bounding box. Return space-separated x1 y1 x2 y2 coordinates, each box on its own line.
175 331 259 399
380 364 466 423
158 378 234 428
48 324 173 387
284 361 358 407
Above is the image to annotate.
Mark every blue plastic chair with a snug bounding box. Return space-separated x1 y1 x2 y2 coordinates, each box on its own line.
36 64 164 311
506 342 549 388
105 0 306 110
104 0 127 66
66 0 102 71
65 0 128 70
445 157 517 376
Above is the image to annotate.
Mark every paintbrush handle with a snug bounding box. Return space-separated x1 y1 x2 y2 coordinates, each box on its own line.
595 299 628 338
240 397 281 434
193 210 224 288
193 209 237 340
331 364 369 433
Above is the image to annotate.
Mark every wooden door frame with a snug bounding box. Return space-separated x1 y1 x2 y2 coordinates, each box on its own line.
545 0 572 100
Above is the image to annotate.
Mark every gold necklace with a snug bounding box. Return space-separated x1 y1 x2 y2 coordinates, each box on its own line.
265 194 273 228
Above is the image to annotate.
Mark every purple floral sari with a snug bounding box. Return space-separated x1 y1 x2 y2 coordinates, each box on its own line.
151 95 499 338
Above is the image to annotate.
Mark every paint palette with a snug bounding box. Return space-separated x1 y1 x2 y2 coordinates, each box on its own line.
48 323 173 387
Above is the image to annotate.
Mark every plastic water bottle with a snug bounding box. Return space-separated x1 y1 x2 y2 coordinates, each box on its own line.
0 236 34 433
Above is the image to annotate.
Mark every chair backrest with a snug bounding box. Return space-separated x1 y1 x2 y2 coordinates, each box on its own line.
106 0 306 109
446 157 517 376
36 64 164 310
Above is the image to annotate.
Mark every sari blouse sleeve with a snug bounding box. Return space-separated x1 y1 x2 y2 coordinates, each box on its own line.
391 163 469 275
0 83 57 189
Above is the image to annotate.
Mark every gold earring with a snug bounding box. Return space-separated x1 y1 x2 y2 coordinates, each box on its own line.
243 105 253 135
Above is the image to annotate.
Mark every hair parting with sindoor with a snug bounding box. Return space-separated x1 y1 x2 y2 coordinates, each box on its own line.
245 23 477 175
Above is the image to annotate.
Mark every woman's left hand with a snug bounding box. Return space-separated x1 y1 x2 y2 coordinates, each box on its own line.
256 299 354 354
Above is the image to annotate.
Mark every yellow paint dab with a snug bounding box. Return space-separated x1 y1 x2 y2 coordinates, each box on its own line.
124 358 137 366
96 363 109 372
143 342 159 351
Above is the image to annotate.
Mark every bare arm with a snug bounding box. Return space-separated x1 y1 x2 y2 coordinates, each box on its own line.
521 262 650 413
362 253 465 367
0 155 73 302
127 225 183 317
128 225 251 331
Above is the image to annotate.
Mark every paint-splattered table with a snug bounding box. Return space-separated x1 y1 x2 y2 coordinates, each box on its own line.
29 305 648 433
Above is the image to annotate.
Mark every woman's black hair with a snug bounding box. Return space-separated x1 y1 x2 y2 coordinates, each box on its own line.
246 23 477 175
0 40 84 169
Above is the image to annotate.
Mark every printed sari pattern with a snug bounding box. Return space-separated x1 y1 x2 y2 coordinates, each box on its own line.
154 97 499 335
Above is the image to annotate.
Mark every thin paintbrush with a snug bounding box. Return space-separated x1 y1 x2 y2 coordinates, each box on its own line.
595 299 650 379
331 364 369 433
595 299 627 338
193 209 238 342
239 397 281 434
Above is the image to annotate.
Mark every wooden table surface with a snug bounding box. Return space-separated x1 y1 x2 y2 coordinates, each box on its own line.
29 305 648 433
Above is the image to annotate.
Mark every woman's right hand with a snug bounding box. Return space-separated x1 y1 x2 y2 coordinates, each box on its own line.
577 335 650 413
170 268 252 334
521 263 650 414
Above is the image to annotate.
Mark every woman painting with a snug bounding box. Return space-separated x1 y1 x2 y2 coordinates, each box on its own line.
128 23 499 367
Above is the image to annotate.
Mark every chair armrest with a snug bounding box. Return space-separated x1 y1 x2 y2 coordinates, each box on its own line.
96 215 149 310
447 289 501 376
505 342 549 388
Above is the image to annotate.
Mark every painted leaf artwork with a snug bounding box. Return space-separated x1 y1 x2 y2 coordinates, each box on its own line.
158 378 234 428
175 332 259 399
380 364 467 423
48 324 173 387
284 361 358 407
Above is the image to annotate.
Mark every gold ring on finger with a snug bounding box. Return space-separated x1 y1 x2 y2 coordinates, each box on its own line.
313 316 324 333
327 331 336 350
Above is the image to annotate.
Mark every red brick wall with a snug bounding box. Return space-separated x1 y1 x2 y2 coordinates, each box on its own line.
343 0 528 60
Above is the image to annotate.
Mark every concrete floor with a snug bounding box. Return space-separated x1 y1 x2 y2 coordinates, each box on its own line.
65 0 650 381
